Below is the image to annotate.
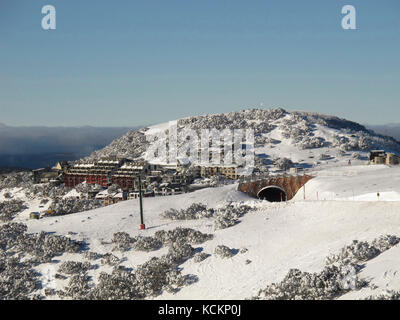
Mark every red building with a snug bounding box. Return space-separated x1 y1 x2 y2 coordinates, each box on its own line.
110 160 150 190
64 158 123 188
86 175 108 187
64 174 86 188
63 158 151 190
110 176 135 190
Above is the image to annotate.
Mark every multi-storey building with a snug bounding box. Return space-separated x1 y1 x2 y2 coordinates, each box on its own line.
64 157 125 188
200 164 239 180
110 160 150 190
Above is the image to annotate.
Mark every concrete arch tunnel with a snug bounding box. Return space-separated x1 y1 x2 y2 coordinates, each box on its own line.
257 186 287 202
238 175 313 202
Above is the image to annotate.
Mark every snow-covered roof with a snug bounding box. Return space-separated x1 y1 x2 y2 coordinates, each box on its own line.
95 190 109 198
120 164 144 169
74 163 95 168
113 192 124 198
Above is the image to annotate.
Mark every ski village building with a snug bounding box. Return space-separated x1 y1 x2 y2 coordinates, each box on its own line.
110 160 150 190
369 150 400 165
63 155 243 192
64 157 151 189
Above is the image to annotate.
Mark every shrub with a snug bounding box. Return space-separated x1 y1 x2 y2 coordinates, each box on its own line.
101 253 120 266
58 261 92 275
165 241 194 265
57 273 91 299
47 198 102 216
161 203 214 220
254 235 400 300
214 203 252 230
132 236 163 252
154 227 213 245
326 235 400 265
214 245 235 259
193 252 210 263
254 264 365 300
0 199 27 222
111 232 134 252
84 251 103 261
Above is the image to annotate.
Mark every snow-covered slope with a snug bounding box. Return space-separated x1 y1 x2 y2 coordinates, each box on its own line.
3 107 400 300
86 108 400 169
13 164 400 300
293 164 400 201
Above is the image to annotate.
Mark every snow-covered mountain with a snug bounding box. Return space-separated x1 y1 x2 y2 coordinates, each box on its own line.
86 108 400 168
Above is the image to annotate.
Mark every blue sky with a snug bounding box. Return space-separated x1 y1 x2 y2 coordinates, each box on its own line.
0 0 399 126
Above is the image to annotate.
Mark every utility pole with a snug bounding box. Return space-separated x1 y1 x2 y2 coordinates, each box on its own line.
138 175 145 230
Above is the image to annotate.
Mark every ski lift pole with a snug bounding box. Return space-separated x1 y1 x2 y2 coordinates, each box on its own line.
138 175 145 230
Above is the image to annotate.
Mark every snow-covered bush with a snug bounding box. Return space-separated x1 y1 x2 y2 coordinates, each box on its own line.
101 253 120 266
298 136 326 150
87 130 148 161
165 241 194 265
218 203 252 217
135 257 181 297
132 236 163 252
107 184 121 195
161 203 214 220
47 197 102 216
57 273 91 300
351 153 362 160
274 157 293 171
0 199 27 222
0 171 33 190
58 261 92 275
193 252 210 263
154 227 213 246
326 235 400 265
214 245 235 259
84 251 102 261
365 290 400 300
214 213 237 230
39 233 83 256
0 223 85 299
0 256 40 299
214 203 252 230
164 270 186 293
372 235 400 252
88 269 139 300
75 182 103 195
87 251 194 299
111 232 134 252
3 227 83 263
40 198 49 205
254 264 365 300
3 192 12 199
24 183 69 201
255 235 400 300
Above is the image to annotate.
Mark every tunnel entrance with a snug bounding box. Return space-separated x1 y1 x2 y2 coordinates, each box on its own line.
257 186 287 202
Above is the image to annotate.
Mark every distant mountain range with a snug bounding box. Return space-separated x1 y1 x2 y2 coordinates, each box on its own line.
366 124 400 141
